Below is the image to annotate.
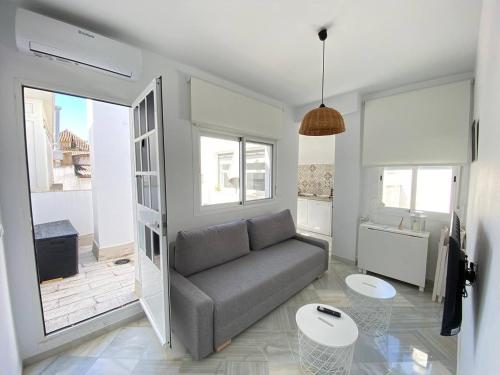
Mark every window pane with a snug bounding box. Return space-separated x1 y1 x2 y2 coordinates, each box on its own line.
200 135 240 206
382 168 412 209
135 141 141 171
139 99 147 135
145 226 152 260
141 138 149 171
136 176 143 205
133 106 139 138
415 167 453 213
143 175 150 208
246 142 272 201
150 175 159 211
152 231 160 269
146 91 155 132
139 224 146 253
149 133 157 171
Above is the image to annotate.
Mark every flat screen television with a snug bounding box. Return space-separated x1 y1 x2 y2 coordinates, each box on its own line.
440 211 475 336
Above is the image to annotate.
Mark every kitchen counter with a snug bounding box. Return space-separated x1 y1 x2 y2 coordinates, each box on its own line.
360 222 430 238
298 195 333 202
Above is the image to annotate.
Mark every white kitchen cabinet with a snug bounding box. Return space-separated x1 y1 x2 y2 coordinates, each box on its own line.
297 198 332 236
307 200 331 235
357 222 430 291
297 198 308 228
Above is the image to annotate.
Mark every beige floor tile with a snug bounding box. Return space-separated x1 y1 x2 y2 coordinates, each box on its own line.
40 247 136 333
45 315 69 333
68 306 95 325
44 298 96 320
42 284 91 302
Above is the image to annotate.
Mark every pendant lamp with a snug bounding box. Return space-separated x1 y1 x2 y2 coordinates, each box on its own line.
299 28 345 136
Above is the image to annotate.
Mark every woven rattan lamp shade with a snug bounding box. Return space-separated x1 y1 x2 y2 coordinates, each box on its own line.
299 105 345 136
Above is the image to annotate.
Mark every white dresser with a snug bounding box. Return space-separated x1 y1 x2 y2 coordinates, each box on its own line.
357 222 430 291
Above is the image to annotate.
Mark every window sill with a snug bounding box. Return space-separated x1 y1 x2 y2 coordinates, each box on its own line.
195 197 276 216
377 207 451 222
31 189 92 193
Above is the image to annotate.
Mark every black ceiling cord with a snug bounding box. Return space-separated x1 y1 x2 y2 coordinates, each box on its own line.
318 28 327 108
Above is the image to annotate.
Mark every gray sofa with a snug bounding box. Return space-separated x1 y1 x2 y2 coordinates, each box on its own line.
170 209 329 359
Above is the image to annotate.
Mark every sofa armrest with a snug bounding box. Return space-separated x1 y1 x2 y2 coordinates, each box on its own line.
294 233 329 270
170 269 214 359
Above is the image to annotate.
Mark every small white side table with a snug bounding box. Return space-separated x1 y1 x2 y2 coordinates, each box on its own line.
345 274 396 337
296 304 358 375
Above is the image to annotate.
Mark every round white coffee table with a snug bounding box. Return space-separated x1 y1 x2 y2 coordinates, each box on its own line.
296 304 358 375
345 274 396 337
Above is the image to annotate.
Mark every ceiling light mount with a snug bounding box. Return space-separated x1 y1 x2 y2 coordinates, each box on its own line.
299 26 345 136
318 28 327 42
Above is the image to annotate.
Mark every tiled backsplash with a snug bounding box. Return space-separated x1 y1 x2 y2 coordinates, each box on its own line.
298 164 334 196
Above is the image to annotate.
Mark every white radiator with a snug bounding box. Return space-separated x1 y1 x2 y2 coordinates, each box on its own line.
357 222 430 291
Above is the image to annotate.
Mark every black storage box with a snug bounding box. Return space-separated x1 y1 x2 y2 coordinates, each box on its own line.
34 220 79 282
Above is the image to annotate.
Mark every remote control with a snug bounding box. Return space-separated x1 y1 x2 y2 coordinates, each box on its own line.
317 305 341 318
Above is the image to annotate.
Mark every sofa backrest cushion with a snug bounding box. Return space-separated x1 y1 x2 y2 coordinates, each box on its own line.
247 209 296 250
174 220 250 276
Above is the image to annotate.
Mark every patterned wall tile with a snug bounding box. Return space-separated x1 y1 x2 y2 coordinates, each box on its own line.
298 164 334 196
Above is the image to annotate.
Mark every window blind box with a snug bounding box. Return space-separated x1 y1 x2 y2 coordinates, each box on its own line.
362 80 472 166
190 77 283 139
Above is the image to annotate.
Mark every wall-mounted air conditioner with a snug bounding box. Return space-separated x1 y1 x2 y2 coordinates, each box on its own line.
15 9 142 80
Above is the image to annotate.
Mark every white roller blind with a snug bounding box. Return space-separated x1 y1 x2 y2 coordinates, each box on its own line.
190 77 283 139
363 80 471 166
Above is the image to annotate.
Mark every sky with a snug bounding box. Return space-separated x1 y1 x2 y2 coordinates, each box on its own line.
55 93 88 140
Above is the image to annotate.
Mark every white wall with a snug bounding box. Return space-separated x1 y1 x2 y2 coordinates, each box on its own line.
360 166 470 281
31 191 94 235
167 73 297 234
358 75 473 280
0 211 22 375
298 135 335 165
459 0 500 373
295 92 361 262
332 111 362 261
294 91 361 121
89 101 134 248
0 3 297 360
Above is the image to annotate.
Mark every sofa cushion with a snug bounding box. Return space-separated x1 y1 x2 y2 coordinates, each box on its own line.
247 209 296 250
174 220 250 277
188 238 325 347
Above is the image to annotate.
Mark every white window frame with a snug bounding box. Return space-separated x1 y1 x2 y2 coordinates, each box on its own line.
379 165 460 219
193 126 277 214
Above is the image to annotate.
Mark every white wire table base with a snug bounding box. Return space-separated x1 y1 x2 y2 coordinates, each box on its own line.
297 330 355 375
346 288 394 337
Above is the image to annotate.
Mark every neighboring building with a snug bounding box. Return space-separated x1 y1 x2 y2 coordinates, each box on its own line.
24 87 92 192
24 90 55 192
58 129 92 180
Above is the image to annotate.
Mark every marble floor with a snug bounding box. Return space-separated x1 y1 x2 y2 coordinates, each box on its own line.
40 246 137 333
26 259 456 374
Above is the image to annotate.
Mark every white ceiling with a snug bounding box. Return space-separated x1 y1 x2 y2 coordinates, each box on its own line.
8 0 482 105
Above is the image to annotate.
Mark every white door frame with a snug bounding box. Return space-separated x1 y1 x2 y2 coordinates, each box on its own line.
13 78 144 356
